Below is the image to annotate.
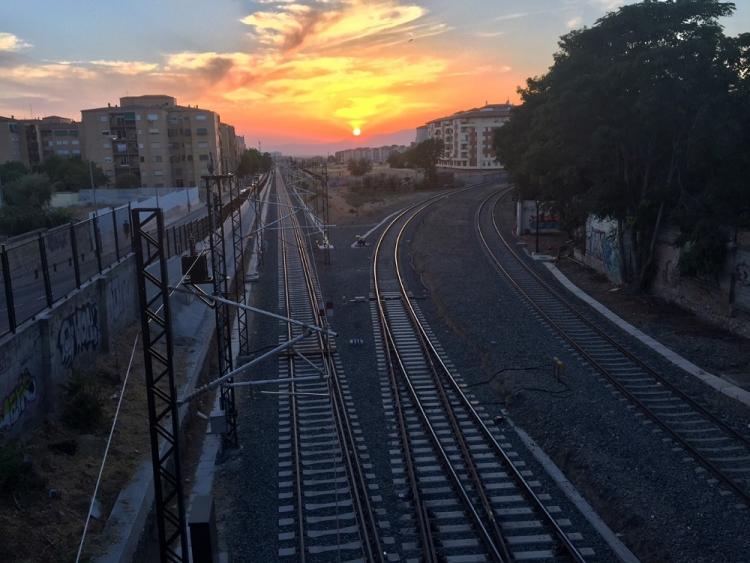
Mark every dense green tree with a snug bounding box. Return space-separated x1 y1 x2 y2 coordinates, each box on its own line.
347 158 372 176
2 174 52 208
41 156 107 191
0 161 29 185
236 149 273 176
0 173 72 236
114 173 140 189
495 0 749 287
386 151 407 169
403 139 443 186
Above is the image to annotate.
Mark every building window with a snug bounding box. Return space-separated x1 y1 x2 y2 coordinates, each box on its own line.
102 142 110 148
147 113 159 121
153 170 163 176
104 156 113 163
199 154 208 161
149 128 159 135
99 115 108 122
198 141 208 149
72 149 81 155
151 142 161 149
154 155 163 163
196 127 208 136
72 140 79 145
140 156 145 163
195 114 207 121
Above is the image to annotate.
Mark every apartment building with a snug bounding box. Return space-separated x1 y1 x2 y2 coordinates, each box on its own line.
335 144 408 164
420 103 513 170
81 95 239 188
0 115 81 168
0 117 24 165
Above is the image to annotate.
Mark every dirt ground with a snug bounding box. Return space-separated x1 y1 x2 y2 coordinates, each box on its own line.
556 256 750 388
0 325 151 563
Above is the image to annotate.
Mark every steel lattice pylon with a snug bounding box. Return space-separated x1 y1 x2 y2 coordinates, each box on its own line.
132 208 188 563
228 176 250 355
204 174 238 447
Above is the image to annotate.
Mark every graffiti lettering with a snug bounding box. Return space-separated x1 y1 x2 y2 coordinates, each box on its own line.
57 303 100 368
0 369 37 429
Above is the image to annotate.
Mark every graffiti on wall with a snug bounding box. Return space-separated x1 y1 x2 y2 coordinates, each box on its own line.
585 216 622 283
0 369 37 429
108 275 131 322
57 303 100 368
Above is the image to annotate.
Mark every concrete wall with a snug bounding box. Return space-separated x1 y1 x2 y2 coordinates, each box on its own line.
577 216 750 337
575 215 623 284
0 254 137 436
650 227 750 338
515 200 562 237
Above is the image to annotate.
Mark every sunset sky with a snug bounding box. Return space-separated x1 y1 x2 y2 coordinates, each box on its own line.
1 1 748 152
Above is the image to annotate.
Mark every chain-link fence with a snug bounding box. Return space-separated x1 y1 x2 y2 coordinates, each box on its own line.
0 187 250 336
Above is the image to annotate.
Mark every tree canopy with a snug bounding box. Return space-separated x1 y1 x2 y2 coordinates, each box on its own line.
236 149 273 176
41 156 108 191
347 158 372 176
494 0 750 286
403 139 444 186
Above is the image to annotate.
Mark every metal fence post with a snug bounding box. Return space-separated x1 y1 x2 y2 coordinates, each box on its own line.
112 210 120 261
1 245 16 332
93 215 103 273
38 233 53 307
70 223 81 289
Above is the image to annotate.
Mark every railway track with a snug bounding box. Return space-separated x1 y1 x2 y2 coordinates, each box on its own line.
275 171 386 562
476 189 750 507
373 190 593 562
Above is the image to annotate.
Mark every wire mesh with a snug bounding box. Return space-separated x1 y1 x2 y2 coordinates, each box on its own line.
7 238 46 325
45 224 77 301
73 219 99 283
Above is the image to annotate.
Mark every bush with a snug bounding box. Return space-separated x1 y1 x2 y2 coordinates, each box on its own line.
677 223 728 280
0 442 44 494
115 172 140 189
347 158 372 177
61 372 103 431
0 206 73 237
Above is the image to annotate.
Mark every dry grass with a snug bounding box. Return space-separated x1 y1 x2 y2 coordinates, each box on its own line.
0 325 150 563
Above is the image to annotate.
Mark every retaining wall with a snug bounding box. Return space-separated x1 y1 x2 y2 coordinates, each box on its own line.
0 254 137 436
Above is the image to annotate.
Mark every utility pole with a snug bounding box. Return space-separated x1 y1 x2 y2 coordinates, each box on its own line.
89 160 98 214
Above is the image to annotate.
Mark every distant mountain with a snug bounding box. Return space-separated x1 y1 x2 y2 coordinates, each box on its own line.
266 128 416 157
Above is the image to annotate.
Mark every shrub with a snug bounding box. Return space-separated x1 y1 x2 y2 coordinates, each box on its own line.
61 372 103 431
0 442 44 493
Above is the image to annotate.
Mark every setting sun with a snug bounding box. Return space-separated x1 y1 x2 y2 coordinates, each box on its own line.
352 127 362 136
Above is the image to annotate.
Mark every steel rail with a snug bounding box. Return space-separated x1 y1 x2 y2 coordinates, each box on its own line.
283 174 386 562
478 189 750 507
383 185 586 562
374 186 513 562
278 181 307 563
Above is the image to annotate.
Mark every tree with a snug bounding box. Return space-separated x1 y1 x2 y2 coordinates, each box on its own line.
42 156 107 191
386 151 407 169
115 172 140 189
404 139 443 186
0 161 28 185
2 174 52 208
236 149 273 176
494 0 748 288
347 158 372 176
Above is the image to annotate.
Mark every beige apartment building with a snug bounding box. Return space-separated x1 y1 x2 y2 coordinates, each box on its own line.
81 95 242 188
0 115 81 168
421 103 513 170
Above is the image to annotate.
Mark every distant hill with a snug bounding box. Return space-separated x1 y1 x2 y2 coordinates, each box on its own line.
267 128 416 157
